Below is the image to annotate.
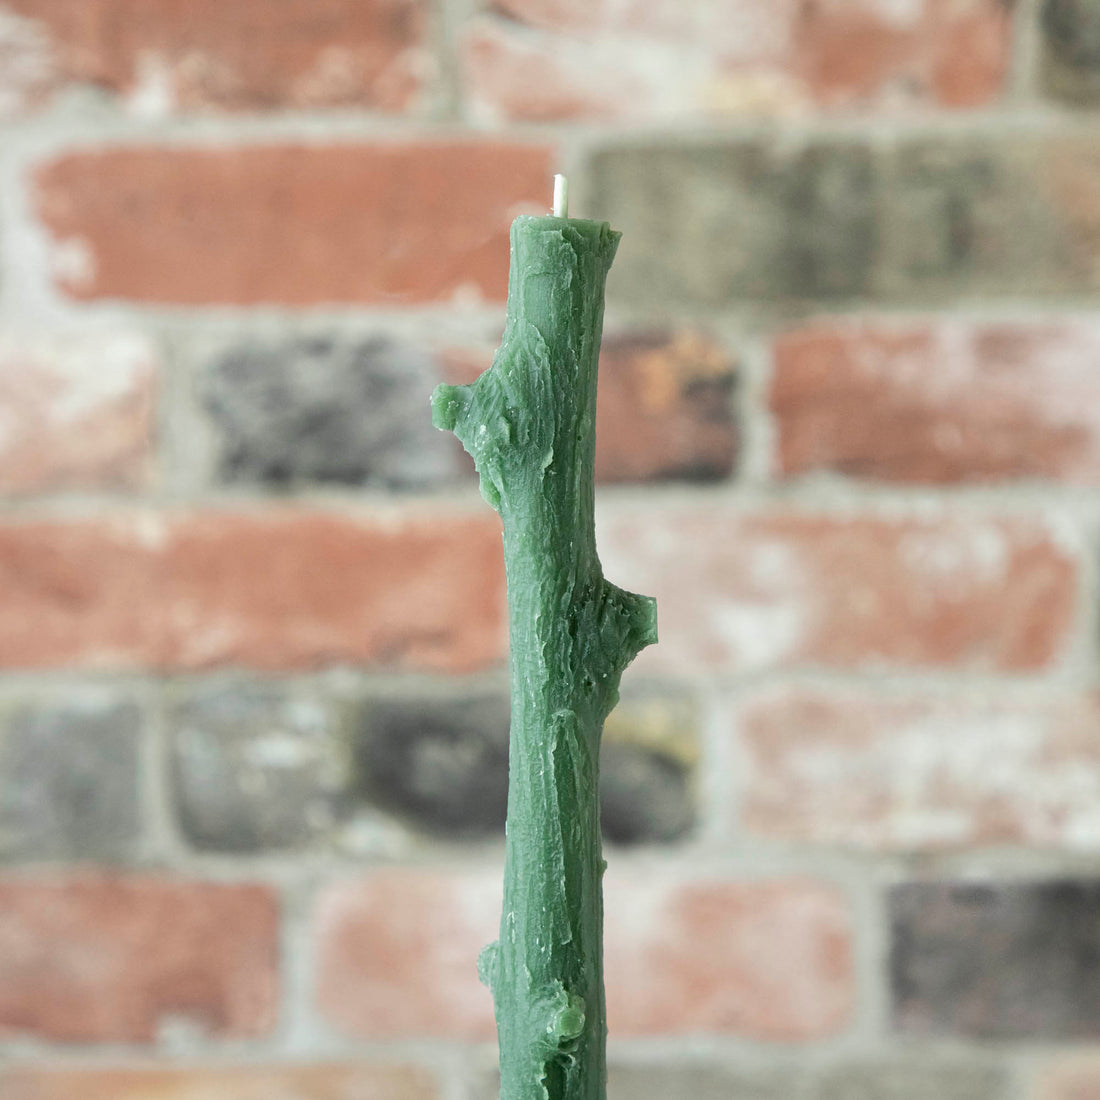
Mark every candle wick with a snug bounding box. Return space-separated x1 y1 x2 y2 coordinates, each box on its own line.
553 174 569 218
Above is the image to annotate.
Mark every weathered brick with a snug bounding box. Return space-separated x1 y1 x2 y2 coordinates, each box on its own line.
816 1061 1007 1100
592 142 876 306
201 335 461 491
596 331 736 483
170 685 695 853
604 1065 796 1100
891 880 1100 1038
170 687 352 853
773 321 1100 484
592 135 1100 307
0 697 141 861
0 878 278 1042
461 0 1009 122
605 874 853 1038
0 516 161 669
600 695 698 845
354 694 510 838
2 0 428 115
0 510 505 672
356 691 697 844
478 1060 1008 1100
0 331 155 494
0 1064 437 1100
35 143 552 305
314 869 500 1040
796 0 1010 110
1036 1056 1100 1100
873 139 1093 302
737 687 1100 852
1040 0 1100 106
162 511 505 671
444 329 736 484
314 870 852 1041
597 508 1077 675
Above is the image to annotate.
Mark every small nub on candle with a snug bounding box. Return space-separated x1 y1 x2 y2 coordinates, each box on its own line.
553 174 569 218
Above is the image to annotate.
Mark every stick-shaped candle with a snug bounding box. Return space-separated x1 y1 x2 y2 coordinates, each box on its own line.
432 178 657 1100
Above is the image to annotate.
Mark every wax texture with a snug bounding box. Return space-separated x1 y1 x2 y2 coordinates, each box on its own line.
432 215 657 1100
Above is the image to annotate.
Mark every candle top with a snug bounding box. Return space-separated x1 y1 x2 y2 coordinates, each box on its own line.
553 173 569 218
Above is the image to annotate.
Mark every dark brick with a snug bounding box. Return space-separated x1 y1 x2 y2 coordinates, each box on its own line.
600 744 693 845
890 880 1100 1038
353 695 510 837
816 1062 1007 1100
171 687 352 853
1041 0 1100 105
591 142 875 307
600 695 697 845
0 699 141 861
355 692 698 844
201 335 460 490
591 135 1100 307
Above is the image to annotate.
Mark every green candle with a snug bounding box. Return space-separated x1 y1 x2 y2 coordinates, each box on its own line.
432 177 657 1100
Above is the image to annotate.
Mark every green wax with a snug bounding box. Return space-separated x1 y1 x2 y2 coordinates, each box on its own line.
432 215 657 1100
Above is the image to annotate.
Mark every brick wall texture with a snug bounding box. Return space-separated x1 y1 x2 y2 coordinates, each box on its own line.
0 1 1098 1097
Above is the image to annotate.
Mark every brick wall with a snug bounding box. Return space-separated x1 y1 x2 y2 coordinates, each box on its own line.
0 1 1099 1098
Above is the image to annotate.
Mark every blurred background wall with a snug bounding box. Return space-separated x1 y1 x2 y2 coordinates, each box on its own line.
0 0 1099 1098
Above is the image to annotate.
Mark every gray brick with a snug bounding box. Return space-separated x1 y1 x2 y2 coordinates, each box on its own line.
591 142 875 307
0 699 141 861
172 685 698 851
171 687 352 853
356 692 698 843
353 694 511 837
1041 0 1100 105
607 1065 794 1100
476 1061 1007 1100
891 880 1100 1038
816 1062 1008 1100
875 140 1066 300
201 334 460 490
591 136 1100 308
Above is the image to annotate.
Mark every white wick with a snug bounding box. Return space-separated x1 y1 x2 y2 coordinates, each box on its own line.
553 174 569 218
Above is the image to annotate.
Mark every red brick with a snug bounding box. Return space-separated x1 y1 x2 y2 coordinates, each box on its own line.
313 869 851 1042
0 1064 437 1100
313 869 500 1040
461 0 1009 122
597 508 1077 675
2 0 427 116
798 0 1010 110
0 878 278 1042
604 873 853 1039
0 331 155 494
445 330 737 483
1034 1057 1100 1100
737 686 1100 852
0 516 160 669
34 144 552 305
773 321 1100 484
0 509 505 672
